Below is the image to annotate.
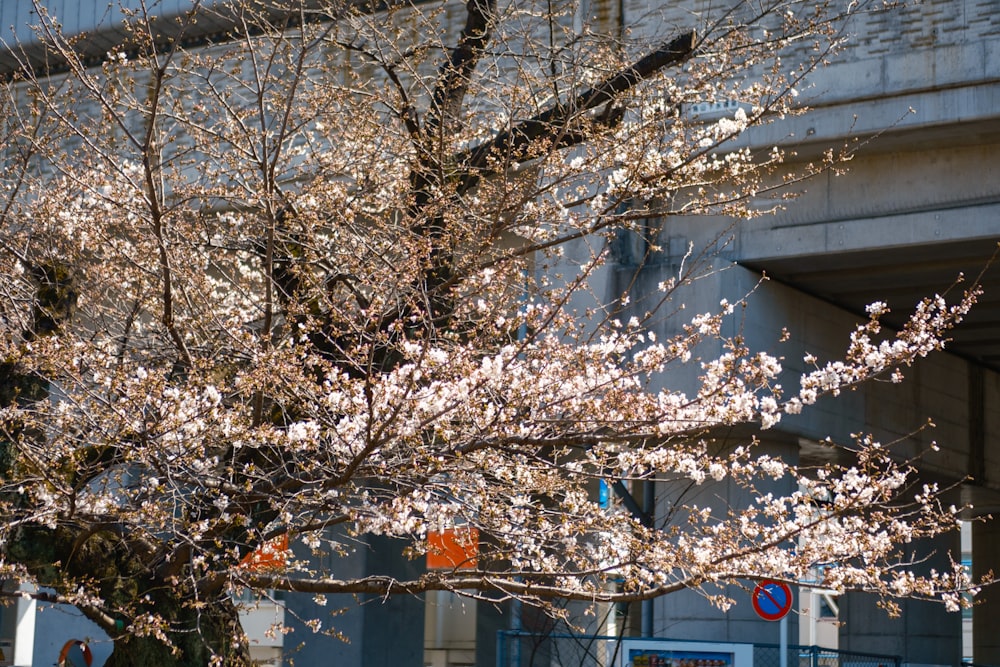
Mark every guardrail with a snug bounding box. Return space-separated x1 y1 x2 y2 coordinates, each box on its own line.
496 631 902 667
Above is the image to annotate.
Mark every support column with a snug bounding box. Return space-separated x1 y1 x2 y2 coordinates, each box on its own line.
973 518 1000 664
13 587 36 667
362 535 425 667
0 582 36 667
839 528 962 667
475 596 506 667
655 439 800 644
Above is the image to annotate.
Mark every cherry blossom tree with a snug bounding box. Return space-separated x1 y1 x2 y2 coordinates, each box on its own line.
0 0 984 664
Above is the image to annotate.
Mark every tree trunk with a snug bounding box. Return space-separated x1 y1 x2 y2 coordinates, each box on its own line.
104 591 254 667
7 525 254 667
1 266 252 665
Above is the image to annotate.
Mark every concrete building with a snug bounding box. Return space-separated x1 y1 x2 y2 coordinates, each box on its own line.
1 0 999 666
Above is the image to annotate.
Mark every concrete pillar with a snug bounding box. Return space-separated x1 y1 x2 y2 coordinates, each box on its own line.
13 587 36 667
839 528 962 667
973 518 1000 664
362 535 426 667
284 532 424 666
475 597 506 667
654 439 800 645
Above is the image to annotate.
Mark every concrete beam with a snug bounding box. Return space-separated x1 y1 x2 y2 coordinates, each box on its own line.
739 202 1000 264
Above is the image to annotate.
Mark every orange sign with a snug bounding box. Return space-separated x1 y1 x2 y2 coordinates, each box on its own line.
426 527 479 569
239 533 289 571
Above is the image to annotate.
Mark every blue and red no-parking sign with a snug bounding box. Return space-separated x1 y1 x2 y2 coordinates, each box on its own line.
751 580 793 621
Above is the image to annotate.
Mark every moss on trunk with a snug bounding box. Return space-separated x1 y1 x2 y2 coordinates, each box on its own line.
103 590 254 667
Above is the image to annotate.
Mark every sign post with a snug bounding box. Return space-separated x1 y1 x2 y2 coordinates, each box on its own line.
752 581 793 667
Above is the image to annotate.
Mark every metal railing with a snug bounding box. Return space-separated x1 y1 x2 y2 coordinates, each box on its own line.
496 631 901 667
753 642 899 667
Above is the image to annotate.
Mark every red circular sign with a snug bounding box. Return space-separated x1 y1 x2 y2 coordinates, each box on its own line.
752 580 793 621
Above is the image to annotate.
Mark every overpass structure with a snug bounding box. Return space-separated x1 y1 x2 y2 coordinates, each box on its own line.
618 1 1000 664
0 0 998 666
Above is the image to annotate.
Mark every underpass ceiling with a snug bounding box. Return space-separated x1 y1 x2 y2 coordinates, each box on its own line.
741 237 1000 372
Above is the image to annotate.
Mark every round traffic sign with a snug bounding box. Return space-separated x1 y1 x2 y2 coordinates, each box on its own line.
752 580 793 621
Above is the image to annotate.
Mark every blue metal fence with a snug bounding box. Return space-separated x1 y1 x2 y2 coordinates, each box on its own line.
496 631 902 667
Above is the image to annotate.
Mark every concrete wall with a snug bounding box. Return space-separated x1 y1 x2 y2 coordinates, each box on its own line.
839 528 963 667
